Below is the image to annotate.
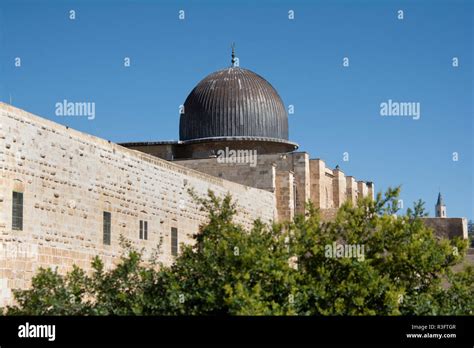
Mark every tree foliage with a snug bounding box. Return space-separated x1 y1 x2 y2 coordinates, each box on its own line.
4 188 473 315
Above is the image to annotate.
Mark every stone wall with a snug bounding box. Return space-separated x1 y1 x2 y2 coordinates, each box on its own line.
309 159 324 209
332 169 347 208
275 171 295 221
0 102 276 306
124 143 176 161
177 153 373 220
357 181 368 200
367 182 375 200
346 176 358 205
422 218 468 240
174 157 276 192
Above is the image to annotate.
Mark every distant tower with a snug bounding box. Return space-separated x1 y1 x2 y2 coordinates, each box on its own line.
435 192 447 218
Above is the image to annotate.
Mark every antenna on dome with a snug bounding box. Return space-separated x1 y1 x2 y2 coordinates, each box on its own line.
231 43 236 67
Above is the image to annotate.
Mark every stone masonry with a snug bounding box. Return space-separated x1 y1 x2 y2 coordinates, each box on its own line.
175 153 374 222
0 102 276 306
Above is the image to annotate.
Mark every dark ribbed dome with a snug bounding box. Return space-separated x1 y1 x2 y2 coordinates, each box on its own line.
179 67 289 141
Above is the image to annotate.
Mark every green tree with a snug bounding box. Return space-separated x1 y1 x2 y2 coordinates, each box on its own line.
4 188 473 316
5 265 90 315
156 190 297 315
290 188 471 315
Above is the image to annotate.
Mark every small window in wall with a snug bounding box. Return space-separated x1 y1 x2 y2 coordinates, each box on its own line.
139 220 148 240
171 227 178 256
293 183 298 213
103 212 111 245
12 191 23 231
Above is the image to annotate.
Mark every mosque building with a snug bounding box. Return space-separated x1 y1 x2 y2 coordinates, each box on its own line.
0 50 466 306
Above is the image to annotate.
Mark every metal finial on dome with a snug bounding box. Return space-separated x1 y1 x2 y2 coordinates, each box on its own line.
231 43 236 67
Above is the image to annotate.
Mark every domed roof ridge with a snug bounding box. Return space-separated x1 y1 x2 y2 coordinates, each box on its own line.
179 65 289 142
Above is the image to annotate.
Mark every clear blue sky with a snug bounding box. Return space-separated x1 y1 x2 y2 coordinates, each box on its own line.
1 0 472 219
